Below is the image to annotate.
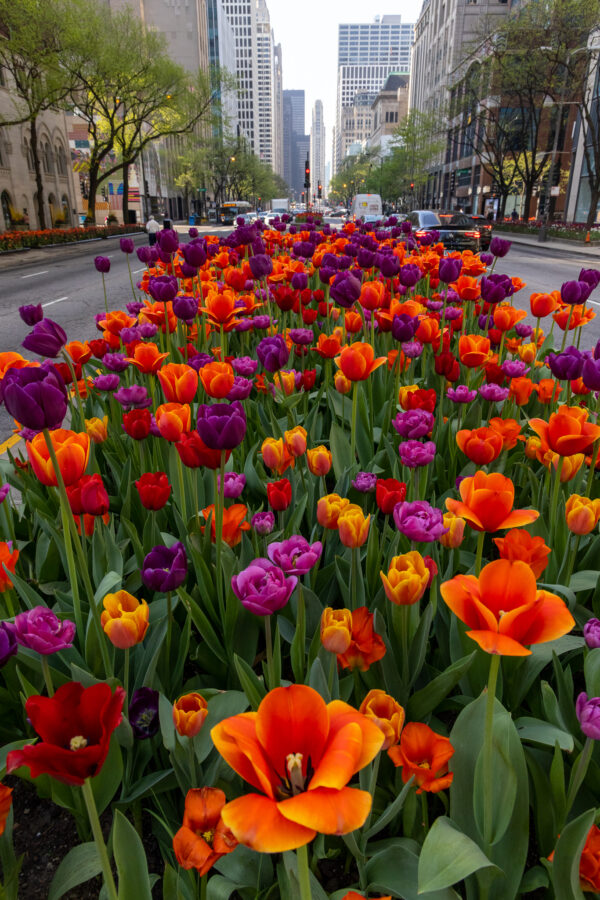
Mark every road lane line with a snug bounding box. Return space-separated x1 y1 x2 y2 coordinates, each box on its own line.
132 267 145 273
590 300 600 306
21 270 48 279
42 296 69 308
0 434 21 455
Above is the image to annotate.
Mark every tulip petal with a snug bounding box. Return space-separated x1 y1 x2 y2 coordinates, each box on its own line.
221 793 315 852
501 590 575 647
325 700 385 771
172 825 217 873
440 575 497 631
309 722 364 790
255 684 329 781
478 560 537 617
466 629 531 656
498 509 540 529
210 713 277 798
445 499 484 530
278 786 372 835
183 787 226 832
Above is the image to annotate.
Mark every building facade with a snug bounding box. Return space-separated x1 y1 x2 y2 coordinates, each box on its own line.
207 0 239 134
310 100 325 200
272 42 283 176
333 15 414 173
283 89 306 198
368 74 409 155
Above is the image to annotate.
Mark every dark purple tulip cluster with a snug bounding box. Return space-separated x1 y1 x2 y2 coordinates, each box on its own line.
22 318 67 358
2 364 67 431
141 542 188 593
256 334 289 372
196 400 247 449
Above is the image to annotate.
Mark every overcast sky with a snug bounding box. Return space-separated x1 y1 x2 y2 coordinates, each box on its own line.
268 0 424 167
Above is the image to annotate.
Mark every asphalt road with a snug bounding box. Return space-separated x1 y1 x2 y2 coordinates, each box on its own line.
0 235 598 444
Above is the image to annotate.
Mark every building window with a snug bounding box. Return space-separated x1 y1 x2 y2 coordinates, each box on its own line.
1 190 12 230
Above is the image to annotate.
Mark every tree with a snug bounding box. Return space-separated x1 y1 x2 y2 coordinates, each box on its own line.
0 0 75 229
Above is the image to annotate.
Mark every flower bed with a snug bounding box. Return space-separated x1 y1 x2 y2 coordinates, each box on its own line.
0 223 146 253
0 223 600 898
494 220 600 241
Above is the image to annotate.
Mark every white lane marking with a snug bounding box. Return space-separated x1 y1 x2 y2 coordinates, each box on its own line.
132 267 145 273
590 300 600 306
21 270 48 279
42 296 69 308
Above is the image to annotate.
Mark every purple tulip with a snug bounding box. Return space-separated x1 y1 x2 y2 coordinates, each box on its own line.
330 273 362 309
157 229 180 255
102 353 130 373
582 357 600 391
136 246 152 264
293 241 314 259
196 401 247 450
392 313 419 343
426 299 444 312
256 335 289 373
357 248 376 269
2 364 67 431
189 227 199 238
480 275 509 306
93 373 120 392
561 280 588 306
501 360 529 379
515 322 533 338
402 341 423 359
19 304 44 326
479 252 493 266
289 328 313 346
393 409 434 440
380 255 400 278
547 347 584 381
181 241 207 268
188 352 214 373
444 306 462 322
227 377 254 400
393 501 448 543
231 558 297 616
438 257 462 284
399 440 436 469
173 295 199 322
94 256 111 273
120 327 140 345
218 471 246 499
148 275 177 304
139 323 158 340
479 383 509 402
352 472 378 493
251 512 275 535
579 268 600 290
253 315 272 331
141 542 187 593
0 484 9 504
583 618 600 649
319 266 336 286
233 225 257 246
120 238 134 254
291 272 308 290
114 385 152 411
447 385 477 404
489 237 511 258
576 692 600 740
267 536 322 575
0 621 18 668
129 687 159 739
399 264 422 288
8 607 75 655
22 318 67 358
249 254 273 280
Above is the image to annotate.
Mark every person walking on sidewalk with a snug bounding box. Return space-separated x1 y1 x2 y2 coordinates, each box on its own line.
145 214 161 246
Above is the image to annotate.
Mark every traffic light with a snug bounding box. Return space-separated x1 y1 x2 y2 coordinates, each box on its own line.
301 191 305 202
410 182 414 191
304 158 310 190
317 181 322 199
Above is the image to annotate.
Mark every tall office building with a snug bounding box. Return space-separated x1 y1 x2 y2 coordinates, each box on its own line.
283 90 306 198
207 0 238 134
273 42 284 176
310 100 326 200
333 15 414 173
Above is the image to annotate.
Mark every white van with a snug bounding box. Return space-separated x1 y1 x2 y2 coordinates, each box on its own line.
351 194 383 221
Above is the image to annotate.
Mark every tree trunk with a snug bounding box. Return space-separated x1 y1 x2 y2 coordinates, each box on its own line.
122 161 129 225
499 193 508 218
586 185 600 229
30 117 46 230
86 164 99 224
523 187 533 221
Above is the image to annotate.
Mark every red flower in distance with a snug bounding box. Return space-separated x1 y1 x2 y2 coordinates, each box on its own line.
376 478 407 515
267 478 292 511
6 682 124 785
135 472 171 510
122 408 152 440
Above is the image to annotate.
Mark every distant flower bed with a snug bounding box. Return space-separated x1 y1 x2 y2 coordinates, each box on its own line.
0 223 145 253
494 220 600 241
294 211 324 225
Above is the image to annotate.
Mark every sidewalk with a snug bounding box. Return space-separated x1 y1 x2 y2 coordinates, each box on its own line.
495 230 600 257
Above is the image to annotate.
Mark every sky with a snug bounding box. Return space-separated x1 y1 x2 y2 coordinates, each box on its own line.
267 0 424 167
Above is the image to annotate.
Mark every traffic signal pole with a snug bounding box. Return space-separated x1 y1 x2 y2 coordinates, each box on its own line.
304 156 310 214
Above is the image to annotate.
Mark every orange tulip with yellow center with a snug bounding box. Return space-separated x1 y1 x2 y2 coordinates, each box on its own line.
101 590 149 649
173 787 238 874
458 334 491 368
388 722 454 793
530 405 600 457
440 558 574 656
307 446 332 477
320 608 353 654
126 342 169 374
27 429 90 487
85 416 108 444
155 403 191 442
358 690 405 751
210 684 384 853
158 363 199 404
565 494 600 535
445 471 539 533
261 437 295 474
317 493 351 528
199 361 235 399
284 426 307 458
338 505 370 548
334 342 386 382
173 693 209 738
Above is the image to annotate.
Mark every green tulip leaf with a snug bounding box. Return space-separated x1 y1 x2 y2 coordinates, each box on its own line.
418 816 498 893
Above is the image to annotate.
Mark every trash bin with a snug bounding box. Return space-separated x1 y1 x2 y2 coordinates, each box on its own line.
188 215 196 226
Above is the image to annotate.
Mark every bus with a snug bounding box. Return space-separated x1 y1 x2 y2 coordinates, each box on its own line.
219 201 252 225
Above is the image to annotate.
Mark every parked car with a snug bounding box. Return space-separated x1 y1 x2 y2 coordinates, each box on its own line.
468 214 493 250
407 210 480 252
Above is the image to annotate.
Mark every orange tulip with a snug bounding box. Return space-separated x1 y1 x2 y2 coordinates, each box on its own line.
200 290 240 328
307 446 332 476
173 787 238 874
65 340 92 366
155 403 191 442
544 451 584 482
334 371 352 394
565 494 600 535
493 529 551 579
517 342 538 364
199 361 235 399
446 471 539 533
274 370 296 395
441 558 574 656
388 722 454 793
530 291 560 318
27 429 90 487
553 303 595 331
530 405 600 457
535 379 561 404
101 590 149 649
158 363 199 404
337 606 386 672
98 310 136 337
452 275 480 301
458 334 490 368
317 493 351 529
126 341 169 374
456 427 503 465
489 417 521 450
380 551 429 606
0 352 31 381
0 783 12 838
548 825 600 893
359 690 405 751
509 376 536 406
173 693 209 738
201 504 250 546
320 607 353 654
261 437 295 474
210 684 384 852
359 280 385 311
139 300 177 334
415 316 441 346
439 511 466 549
335 342 386 381
284 426 307 458
0 542 19 592
493 304 527 332
315 333 342 359
338 505 370 548
85 416 108 444
344 310 363 333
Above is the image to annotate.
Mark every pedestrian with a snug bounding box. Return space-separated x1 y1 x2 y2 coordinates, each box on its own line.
146 214 161 246
511 209 519 223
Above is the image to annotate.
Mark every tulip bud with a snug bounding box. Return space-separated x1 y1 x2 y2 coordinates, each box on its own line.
317 493 351 529
172 692 208 738
101 591 149 649
565 494 600 535
320 607 352 654
85 416 108 444
284 426 307 458
307 446 332 477
338 505 370 548
438 512 466 549
380 551 429 606
359 689 405 750
334 371 352 394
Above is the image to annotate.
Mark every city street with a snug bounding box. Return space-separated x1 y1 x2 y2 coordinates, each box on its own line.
0 234 598 444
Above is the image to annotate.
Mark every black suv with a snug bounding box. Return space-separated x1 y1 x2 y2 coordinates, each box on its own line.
407 211 480 252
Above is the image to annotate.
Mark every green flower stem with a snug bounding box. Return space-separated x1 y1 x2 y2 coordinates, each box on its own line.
41 655 54 697
362 752 382 841
264 615 275 688
550 457 565 547
81 778 118 900
564 736 594 824
483 653 501 847
176 452 187 524
350 381 359 464
123 647 130 701
351 547 359 611
101 272 108 314
126 255 137 302
214 451 226 620
166 591 173 665
327 652 337 697
296 842 312 900
560 307 575 353
200 872 207 900
587 439 600 498
563 534 581 586
187 737 198 789
475 531 485 577
61 351 86 431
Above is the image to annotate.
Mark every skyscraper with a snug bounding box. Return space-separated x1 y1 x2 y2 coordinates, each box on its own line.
206 0 238 135
273 42 284 176
283 90 306 198
333 15 414 173
310 100 325 201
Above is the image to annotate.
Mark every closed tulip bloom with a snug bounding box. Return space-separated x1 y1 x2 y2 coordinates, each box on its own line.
388 723 454 793
219 472 246 499
122 408 152 440
458 334 491 368
201 504 250 547
158 363 198 404
446 471 539 533
141 542 187 592
530 405 600 457
584 618 600 649
394 501 448 543
376 478 407 515
231 558 297 615
0 541 17 593
399 440 436 469
9 606 75 655
0 621 18 667
530 291 560 318
173 693 208 738
320 608 353 654
381 551 429 606
26 429 89 486
456 427 503 465
337 606 386 671
251 511 275 535
330 273 362 308
22 318 67 358
94 255 111 273
261 437 295 474
338 505 370 548
155 403 191 442
576 693 600 741
19 303 44 326
284 426 307 458
317 493 351 528
257 335 290 373
267 478 292 511
197 401 247 450
199 362 235 399
101 591 149 649
85 416 108 444
393 409 434 440
67 473 109 517
359 690 405 751
334 371 352 394
335 342 386 381
136 471 171 510
439 512 466 549
176 431 230 469
565 494 600 535
359 280 386 311
2 364 68 432
267 536 322 574
307 445 332 476
493 529 551 579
